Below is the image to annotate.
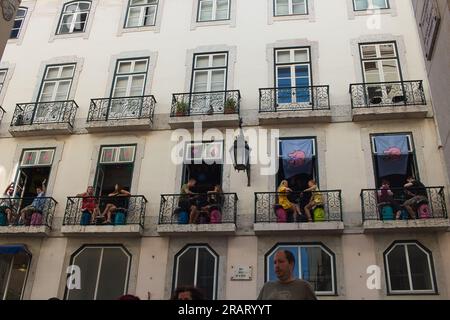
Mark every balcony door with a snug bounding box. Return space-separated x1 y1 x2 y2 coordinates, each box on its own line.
110 58 149 119
275 48 311 106
35 64 75 123
360 42 403 104
191 53 227 114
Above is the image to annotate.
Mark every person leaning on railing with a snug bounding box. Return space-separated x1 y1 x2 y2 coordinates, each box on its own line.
0 183 17 226
403 176 428 219
277 180 302 221
77 186 100 224
303 180 322 222
101 184 131 224
180 178 200 224
19 179 47 225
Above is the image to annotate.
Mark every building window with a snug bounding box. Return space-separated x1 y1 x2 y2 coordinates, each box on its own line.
10 7 28 39
277 137 318 192
38 64 75 103
353 0 389 11
197 0 230 22
371 133 419 188
0 69 7 95
112 59 148 98
274 0 308 16
125 0 158 28
173 245 218 300
95 145 136 196
275 47 312 104
57 1 92 35
265 243 336 295
192 53 228 93
0 245 31 300
65 245 131 300
384 241 437 294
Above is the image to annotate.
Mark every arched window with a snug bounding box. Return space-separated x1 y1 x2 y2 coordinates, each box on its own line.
125 0 159 28
384 241 437 294
0 245 31 300
57 1 92 34
173 245 218 300
265 243 336 295
65 245 131 300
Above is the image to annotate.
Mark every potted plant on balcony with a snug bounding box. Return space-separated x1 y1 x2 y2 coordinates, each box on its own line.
224 98 237 114
175 101 188 117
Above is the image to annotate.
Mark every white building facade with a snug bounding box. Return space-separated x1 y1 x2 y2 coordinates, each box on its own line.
0 0 449 300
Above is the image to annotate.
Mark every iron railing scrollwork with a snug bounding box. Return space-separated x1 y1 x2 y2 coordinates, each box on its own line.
63 195 147 227
0 197 57 228
158 193 238 225
254 190 342 223
361 187 447 221
170 90 241 117
259 85 330 112
10 101 79 127
350 80 426 108
87 95 156 122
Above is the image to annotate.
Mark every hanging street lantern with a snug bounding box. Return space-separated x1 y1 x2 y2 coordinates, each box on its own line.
230 119 251 186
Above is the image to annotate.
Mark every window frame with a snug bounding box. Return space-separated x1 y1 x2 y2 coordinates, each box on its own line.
384 241 438 295
352 0 390 11
0 69 7 95
0 250 32 300
10 7 28 39
37 64 76 103
64 244 132 300
56 1 92 35
110 58 149 98
196 0 231 22
264 242 337 296
190 52 229 94
359 41 403 84
124 0 159 29
172 244 219 300
20 148 56 167
369 132 420 188
273 0 309 17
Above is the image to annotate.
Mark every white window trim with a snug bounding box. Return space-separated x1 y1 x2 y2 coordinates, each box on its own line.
274 0 308 16
174 245 218 300
190 0 236 30
353 0 389 11
346 0 397 19
385 243 436 295
265 244 336 295
192 53 228 92
8 1 35 45
104 51 157 100
112 58 149 98
268 0 315 24
38 64 76 102
66 246 131 300
20 149 55 167
57 1 92 35
100 145 136 164
0 62 15 107
49 0 98 42
118 0 164 36
197 0 230 22
360 43 401 83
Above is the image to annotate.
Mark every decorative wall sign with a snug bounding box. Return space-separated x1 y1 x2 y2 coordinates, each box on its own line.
231 265 253 281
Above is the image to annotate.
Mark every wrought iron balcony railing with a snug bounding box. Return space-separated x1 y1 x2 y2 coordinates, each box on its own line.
255 191 342 223
87 95 156 122
63 195 147 228
158 193 238 225
0 106 5 123
361 187 447 221
10 101 78 127
350 80 426 108
259 85 330 112
0 197 57 228
170 90 241 117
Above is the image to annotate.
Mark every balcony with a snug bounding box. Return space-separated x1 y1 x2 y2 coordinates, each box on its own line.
0 197 56 236
350 80 428 121
85 95 156 132
361 187 449 232
156 193 238 235
9 101 78 137
168 90 241 128
254 191 344 234
61 195 147 236
258 86 331 125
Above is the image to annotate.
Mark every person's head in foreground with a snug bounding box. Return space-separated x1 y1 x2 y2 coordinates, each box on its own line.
171 286 205 300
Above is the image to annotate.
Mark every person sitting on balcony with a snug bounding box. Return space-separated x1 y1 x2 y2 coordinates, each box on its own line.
303 180 321 222
180 178 200 224
403 176 428 219
19 179 46 225
101 184 131 224
377 179 402 220
277 180 302 221
0 183 17 225
77 186 100 224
